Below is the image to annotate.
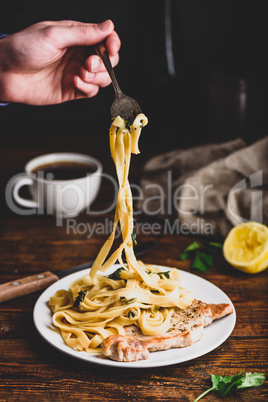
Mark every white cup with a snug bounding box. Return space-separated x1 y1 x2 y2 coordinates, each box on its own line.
11 152 102 218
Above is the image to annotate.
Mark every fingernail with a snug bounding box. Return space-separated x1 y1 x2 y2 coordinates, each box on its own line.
98 20 112 31
91 57 101 72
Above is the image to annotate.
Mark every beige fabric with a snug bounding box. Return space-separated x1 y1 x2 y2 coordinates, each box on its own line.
138 137 268 238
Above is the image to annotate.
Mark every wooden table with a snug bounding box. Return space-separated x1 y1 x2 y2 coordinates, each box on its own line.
0 130 267 402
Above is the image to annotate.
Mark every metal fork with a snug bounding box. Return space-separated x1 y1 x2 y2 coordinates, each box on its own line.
95 42 142 124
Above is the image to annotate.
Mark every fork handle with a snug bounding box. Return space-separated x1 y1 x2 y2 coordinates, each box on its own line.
95 42 123 96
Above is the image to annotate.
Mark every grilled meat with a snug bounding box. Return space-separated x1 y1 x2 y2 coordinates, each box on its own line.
101 299 233 362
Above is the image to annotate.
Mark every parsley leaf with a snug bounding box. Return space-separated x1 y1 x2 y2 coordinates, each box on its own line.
108 267 126 280
131 230 137 246
146 270 170 279
73 290 87 308
179 241 222 272
158 271 170 279
194 371 265 401
120 297 136 305
122 117 131 130
128 309 137 318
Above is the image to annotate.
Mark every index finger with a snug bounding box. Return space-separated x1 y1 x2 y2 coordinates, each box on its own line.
105 30 121 57
49 20 115 48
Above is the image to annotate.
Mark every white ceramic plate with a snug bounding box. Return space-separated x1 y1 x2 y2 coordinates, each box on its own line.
33 265 236 368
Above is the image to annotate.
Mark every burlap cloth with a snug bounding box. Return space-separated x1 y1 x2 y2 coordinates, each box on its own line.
137 137 268 238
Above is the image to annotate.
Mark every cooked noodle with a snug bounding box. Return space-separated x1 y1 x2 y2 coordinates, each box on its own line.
49 115 194 353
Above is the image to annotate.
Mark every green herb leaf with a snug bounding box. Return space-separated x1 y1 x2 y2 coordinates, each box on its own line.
122 118 131 130
131 231 137 246
179 251 189 261
208 242 222 248
184 241 201 251
216 372 244 397
146 270 170 279
192 252 214 272
128 309 137 318
73 290 87 308
150 289 160 294
179 241 222 272
151 305 159 313
120 297 136 305
237 372 265 389
204 242 223 255
111 117 131 130
194 371 265 402
108 267 125 280
180 241 200 260
159 271 170 279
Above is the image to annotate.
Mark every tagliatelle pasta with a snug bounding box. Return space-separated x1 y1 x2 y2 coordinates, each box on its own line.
49 114 194 353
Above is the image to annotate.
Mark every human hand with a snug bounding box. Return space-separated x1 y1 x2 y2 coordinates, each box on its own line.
0 20 120 105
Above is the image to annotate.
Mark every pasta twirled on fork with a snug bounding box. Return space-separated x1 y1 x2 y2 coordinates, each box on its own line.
49 115 194 353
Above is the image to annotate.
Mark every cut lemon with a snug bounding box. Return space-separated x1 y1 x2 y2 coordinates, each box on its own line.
223 221 268 274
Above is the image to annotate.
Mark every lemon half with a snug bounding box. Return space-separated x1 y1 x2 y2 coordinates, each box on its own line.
223 221 268 274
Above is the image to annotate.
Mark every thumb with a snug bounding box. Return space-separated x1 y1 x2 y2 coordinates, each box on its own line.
54 20 115 48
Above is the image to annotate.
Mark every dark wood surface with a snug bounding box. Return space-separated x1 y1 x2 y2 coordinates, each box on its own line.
0 131 267 402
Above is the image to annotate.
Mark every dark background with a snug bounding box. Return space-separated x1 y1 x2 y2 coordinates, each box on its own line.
0 0 266 152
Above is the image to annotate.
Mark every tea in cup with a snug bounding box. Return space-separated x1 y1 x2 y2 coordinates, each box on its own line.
10 152 103 218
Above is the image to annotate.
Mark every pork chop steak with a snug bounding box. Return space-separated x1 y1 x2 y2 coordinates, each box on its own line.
101 299 233 362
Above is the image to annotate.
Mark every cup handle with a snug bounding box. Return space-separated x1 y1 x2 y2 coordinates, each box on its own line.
12 176 39 208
